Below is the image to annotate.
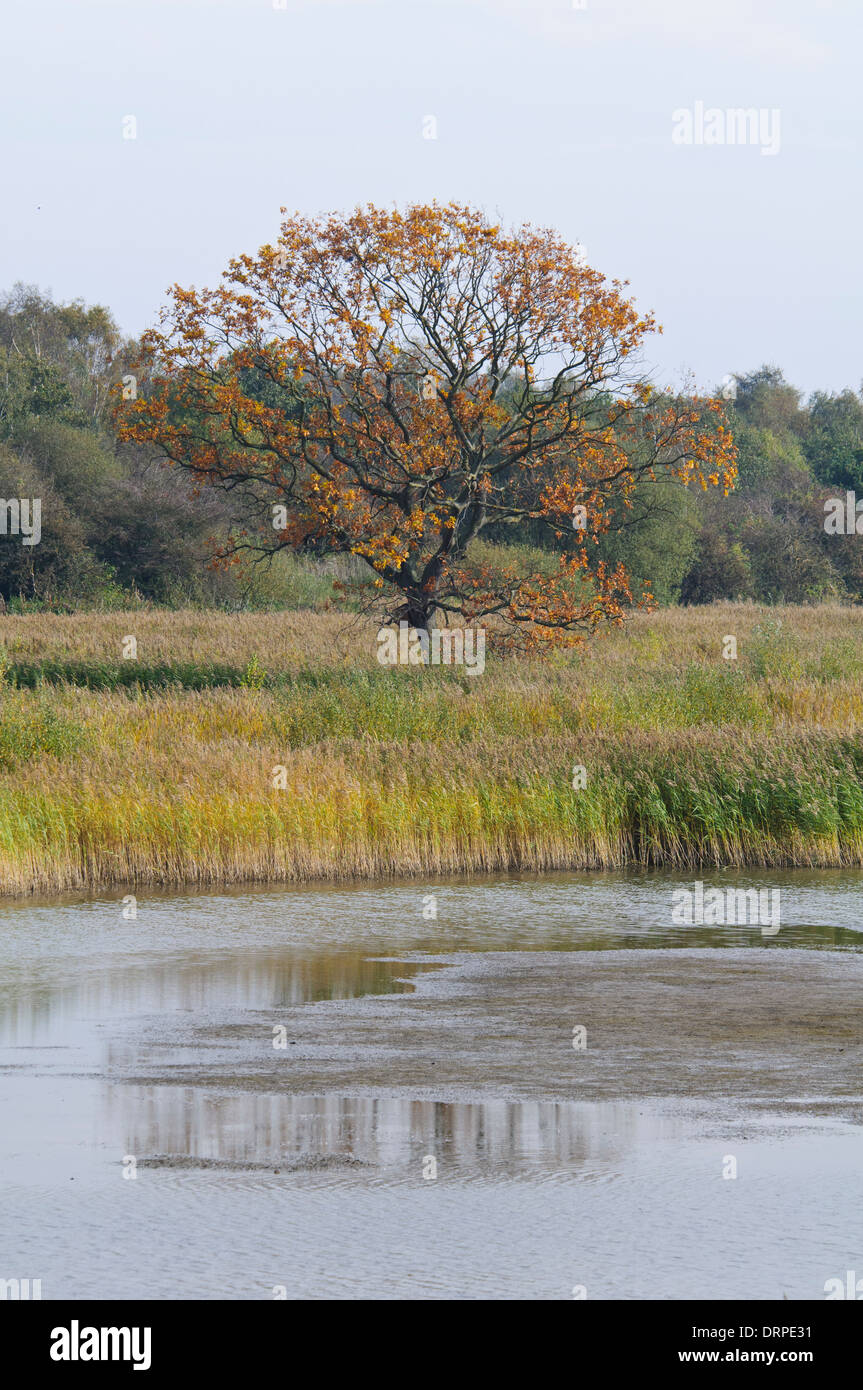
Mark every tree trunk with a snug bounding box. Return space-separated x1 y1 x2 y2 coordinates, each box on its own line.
395 597 437 631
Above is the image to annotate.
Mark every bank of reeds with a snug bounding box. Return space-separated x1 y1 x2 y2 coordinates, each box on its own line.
1 604 862 894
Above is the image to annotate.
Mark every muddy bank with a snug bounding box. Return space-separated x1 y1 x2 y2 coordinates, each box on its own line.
120 947 863 1116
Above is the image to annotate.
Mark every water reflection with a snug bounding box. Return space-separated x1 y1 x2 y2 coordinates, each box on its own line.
1 867 861 1056
0 952 435 1049
104 1086 684 1179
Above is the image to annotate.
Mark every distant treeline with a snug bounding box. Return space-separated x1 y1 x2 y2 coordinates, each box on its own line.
1 283 862 610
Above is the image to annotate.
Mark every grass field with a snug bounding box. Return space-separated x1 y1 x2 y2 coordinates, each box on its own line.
1 602 862 895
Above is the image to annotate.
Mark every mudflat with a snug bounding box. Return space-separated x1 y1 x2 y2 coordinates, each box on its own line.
126 947 863 1116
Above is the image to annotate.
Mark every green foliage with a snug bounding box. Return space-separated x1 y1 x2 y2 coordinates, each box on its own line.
239 654 267 690
0 693 86 766
2 281 863 614
678 367 863 606
593 479 699 604
680 533 752 605
3 659 253 691
0 348 84 437
804 390 863 491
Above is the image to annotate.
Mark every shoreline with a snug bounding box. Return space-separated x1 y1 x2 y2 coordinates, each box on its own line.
4 838 863 899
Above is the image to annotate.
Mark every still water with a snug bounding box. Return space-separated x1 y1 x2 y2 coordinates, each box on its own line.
1 870 862 1299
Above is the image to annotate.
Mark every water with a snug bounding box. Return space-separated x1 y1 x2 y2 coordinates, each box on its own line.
1 870 862 1299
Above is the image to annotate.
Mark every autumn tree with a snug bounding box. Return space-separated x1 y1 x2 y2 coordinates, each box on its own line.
118 202 737 646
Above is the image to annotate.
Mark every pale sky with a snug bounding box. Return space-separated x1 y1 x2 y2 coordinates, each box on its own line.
2 0 861 396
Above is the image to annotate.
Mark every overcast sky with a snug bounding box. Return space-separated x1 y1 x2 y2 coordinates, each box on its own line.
2 0 860 396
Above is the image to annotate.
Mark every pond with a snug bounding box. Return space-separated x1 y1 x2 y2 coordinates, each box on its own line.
1 869 862 1299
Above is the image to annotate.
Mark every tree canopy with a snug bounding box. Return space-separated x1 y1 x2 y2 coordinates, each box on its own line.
117 202 736 645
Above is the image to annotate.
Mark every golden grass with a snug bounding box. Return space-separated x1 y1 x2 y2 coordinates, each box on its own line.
1 602 862 895
1 600 861 673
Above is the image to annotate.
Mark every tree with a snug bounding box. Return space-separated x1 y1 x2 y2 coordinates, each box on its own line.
730 366 805 438
592 477 700 606
0 284 123 424
804 389 863 492
0 347 83 438
118 202 736 647
0 443 108 605
679 531 752 605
